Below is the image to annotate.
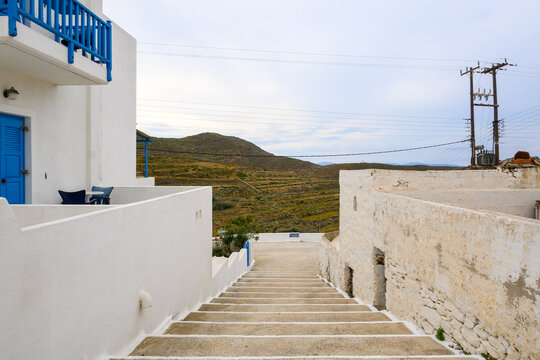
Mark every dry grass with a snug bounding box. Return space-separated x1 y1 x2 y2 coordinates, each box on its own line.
137 152 339 235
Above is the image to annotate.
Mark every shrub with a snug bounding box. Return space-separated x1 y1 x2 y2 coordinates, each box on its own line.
237 170 247 180
435 328 445 341
218 216 258 257
212 245 226 257
213 200 235 211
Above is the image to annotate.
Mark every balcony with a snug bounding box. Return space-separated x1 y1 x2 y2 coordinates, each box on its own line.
0 0 112 85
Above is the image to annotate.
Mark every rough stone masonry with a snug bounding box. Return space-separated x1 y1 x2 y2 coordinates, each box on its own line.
320 168 540 360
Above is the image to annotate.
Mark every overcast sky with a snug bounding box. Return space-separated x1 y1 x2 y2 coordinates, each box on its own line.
104 1 540 165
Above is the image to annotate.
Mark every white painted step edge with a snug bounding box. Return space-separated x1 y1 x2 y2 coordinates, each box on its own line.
112 355 482 360
174 321 402 324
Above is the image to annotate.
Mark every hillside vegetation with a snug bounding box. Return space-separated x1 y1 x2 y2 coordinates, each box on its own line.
148 132 315 170
137 133 460 235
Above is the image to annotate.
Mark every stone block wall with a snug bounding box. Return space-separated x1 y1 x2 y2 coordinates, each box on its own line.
320 169 540 360
387 260 522 360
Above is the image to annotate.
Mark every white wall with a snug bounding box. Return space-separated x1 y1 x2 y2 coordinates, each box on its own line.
211 247 252 299
400 189 540 219
0 11 137 204
10 204 103 227
0 187 221 360
257 232 323 242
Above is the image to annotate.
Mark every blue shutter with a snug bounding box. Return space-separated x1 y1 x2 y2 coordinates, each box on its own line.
0 113 25 204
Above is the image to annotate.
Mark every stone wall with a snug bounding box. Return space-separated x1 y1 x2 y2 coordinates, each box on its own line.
320 169 540 360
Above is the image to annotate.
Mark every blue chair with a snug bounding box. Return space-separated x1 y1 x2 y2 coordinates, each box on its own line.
58 190 97 205
90 186 114 205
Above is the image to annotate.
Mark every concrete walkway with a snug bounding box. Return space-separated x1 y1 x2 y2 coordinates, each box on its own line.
113 242 475 359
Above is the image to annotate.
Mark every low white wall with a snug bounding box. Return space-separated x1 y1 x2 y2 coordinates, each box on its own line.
110 186 203 204
134 177 156 187
0 186 228 360
257 233 323 242
211 246 252 299
10 204 104 227
400 189 540 219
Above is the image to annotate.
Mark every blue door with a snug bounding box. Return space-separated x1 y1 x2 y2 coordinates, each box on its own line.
0 113 25 204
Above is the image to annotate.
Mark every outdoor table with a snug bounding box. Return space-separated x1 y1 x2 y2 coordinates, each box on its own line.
86 191 104 202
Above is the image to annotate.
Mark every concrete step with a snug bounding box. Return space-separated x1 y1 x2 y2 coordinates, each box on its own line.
130 335 454 357
184 311 390 322
246 274 319 278
199 303 371 312
243 272 319 276
234 282 330 288
237 278 325 284
240 277 322 281
116 357 474 360
250 267 317 274
219 292 345 298
166 321 412 335
225 286 338 293
211 297 359 304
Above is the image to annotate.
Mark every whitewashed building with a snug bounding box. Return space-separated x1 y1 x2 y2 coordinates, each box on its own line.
0 1 251 359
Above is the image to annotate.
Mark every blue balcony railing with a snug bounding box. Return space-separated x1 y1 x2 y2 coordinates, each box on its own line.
0 0 112 81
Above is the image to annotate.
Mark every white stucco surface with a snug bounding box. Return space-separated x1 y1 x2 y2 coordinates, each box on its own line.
211 244 252 298
256 232 323 242
110 186 203 204
400 189 540 219
0 186 253 360
10 204 104 227
0 17 108 84
0 1 138 204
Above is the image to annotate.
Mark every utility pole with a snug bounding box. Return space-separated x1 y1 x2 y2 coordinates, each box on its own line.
480 60 511 165
461 65 480 166
461 59 514 166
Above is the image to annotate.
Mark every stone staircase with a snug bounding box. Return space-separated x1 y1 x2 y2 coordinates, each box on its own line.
112 270 475 359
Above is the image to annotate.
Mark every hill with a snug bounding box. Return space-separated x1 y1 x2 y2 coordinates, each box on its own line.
138 132 463 234
146 133 317 171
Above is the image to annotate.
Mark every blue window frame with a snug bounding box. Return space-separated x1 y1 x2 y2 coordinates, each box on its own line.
137 130 152 178
0 113 26 204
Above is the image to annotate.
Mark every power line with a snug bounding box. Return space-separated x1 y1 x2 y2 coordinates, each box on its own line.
137 112 464 130
136 104 460 124
144 139 470 158
138 41 477 63
138 98 463 120
139 43 540 74
137 51 462 70
503 104 540 120
139 123 466 138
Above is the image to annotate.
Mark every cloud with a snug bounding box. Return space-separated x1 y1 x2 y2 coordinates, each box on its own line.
105 0 540 165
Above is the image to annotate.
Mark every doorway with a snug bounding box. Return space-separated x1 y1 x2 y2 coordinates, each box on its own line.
0 113 25 204
344 265 354 298
373 247 386 310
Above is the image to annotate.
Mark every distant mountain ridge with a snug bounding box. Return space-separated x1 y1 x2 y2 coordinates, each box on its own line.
147 133 317 170
143 132 463 174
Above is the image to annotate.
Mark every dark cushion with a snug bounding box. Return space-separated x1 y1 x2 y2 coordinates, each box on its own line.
58 190 86 205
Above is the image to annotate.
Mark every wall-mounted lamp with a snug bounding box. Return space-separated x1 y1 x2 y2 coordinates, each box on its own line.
3 87 19 100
